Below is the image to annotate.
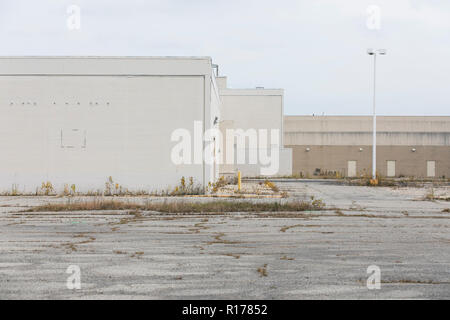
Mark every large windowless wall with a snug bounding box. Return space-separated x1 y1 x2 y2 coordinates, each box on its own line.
0 57 218 193
219 83 292 177
285 116 450 178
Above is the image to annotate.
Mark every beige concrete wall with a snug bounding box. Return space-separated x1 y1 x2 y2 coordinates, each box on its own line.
285 116 450 146
0 57 218 193
285 116 450 134
286 132 449 146
288 145 450 178
285 115 450 178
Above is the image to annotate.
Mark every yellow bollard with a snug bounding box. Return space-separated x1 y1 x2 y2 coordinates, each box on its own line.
238 171 242 192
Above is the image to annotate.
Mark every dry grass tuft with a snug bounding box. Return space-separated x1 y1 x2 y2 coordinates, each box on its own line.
280 256 295 261
263 180 280 193
381 279 449 285
207 233 242 245
131 252 144 258
25 199 142 212
257 264 268 277
24 198 327 213
280 224 303 233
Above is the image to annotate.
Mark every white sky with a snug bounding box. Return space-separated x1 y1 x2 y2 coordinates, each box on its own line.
1 0 449 115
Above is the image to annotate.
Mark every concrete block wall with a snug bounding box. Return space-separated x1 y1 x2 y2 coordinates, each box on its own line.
285 116 450 178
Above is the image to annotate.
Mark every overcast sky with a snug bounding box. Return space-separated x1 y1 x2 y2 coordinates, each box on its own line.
1 0 449 115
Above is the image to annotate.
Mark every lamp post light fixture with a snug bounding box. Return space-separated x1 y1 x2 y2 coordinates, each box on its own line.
367 48 386 181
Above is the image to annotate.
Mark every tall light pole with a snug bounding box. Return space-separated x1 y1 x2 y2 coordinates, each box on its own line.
367 48 386 181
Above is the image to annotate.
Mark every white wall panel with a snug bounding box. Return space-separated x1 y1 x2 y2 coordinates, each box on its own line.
0 75 207 193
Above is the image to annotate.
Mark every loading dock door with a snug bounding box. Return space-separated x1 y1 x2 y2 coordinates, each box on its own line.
427 161 436 178
347 161 357 178
387 161 396 177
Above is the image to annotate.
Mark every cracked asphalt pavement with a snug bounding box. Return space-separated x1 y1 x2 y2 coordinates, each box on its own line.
0 180 449 299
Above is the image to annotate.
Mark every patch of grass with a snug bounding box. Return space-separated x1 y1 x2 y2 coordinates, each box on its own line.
280 191 289 198
65 243 77 252
78 237 96 244
25 199 142 212
280 224 321 232
263 180 279 193
40 181 55 196
310 197 326 210
1 176 205 197
277 170 343 179
210 176 229 193
280 224 302 233
24 198 327 213
381 279 449 285
207 233 242 245
113 250 128 255
257 264 268 277
431 197 450 202
280 256 294 261
131 251 144 258
169 176 205 196
347 176 450 188
224 253 241 259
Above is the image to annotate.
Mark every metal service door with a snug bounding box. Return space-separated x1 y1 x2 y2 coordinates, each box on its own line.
347 161 357 178
427 161 436 178
387 161 396 177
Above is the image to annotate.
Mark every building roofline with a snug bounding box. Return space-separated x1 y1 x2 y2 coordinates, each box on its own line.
285 115 450 118
220 88 284 96
0 56 214 76
0 56 212 60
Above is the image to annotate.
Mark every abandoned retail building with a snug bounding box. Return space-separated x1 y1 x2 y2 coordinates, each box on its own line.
0 56 448 194
0 56 290 193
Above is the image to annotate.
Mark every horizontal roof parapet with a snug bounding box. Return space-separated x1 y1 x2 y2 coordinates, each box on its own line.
0 56 213 76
